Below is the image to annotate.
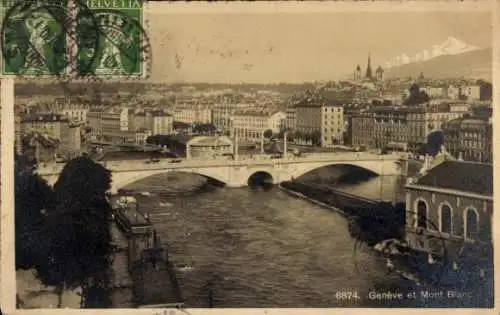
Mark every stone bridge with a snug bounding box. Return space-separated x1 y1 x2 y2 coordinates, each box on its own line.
36 152 408 194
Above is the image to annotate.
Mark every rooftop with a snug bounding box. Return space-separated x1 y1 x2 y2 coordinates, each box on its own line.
188 136 233 147
233 110 269 117
168 134 195 144
21 113 69 123
413 160 492 196
149 110 172 117
442 116 491 129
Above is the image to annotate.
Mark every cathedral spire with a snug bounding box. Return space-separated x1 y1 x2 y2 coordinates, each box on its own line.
366 52 373 79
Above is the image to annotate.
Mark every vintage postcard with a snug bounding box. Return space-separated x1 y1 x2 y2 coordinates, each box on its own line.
0 0 497 314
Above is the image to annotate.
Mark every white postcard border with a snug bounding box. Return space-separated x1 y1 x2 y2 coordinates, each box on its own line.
1 1 499 315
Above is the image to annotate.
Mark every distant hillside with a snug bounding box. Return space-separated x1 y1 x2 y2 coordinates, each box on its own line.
384 48 492 81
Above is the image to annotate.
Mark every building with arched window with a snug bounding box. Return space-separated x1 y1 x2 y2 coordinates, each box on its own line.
405 159 492 263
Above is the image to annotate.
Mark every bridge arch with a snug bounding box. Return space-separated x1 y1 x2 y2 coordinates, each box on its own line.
247 171 274 187
110 167 234 193
289 160 392 180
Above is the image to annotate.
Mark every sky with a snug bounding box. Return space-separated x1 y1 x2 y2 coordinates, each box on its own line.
147 6 492 84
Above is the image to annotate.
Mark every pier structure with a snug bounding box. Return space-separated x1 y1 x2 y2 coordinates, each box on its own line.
111 196 184 307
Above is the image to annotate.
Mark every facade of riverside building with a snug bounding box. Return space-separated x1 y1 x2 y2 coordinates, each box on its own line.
442 115 492 163
230 111 286 142
350 103 467 152
294 100 345 147
405 159 493 265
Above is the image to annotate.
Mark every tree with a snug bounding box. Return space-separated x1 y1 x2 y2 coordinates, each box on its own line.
173 121 190 130
45 156 114 307
15 155 54 270
146 134 171 146
294 130 303 141
404 83 430 106
277 128 287 139
263 129 273 139
310 130 322 146
193 123 216 134
426 130 445 157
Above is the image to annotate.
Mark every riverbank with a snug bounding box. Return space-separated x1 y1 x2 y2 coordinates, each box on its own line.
118 172 208 196
279 180 406 246
109 196 184 308
278 180 494 307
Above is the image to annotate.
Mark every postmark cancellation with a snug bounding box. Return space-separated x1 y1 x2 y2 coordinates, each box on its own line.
0 0 150 79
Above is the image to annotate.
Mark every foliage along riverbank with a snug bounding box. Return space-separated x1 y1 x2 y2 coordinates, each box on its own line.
15 154 115 308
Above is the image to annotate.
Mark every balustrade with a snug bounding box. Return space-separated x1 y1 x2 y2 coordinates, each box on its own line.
36 152 402 175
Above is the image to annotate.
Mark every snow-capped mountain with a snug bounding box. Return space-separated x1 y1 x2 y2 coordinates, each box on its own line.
383 48 491 80
385 36 480 68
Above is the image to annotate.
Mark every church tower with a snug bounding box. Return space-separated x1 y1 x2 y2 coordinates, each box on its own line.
365 53 373 79
354 65 361 81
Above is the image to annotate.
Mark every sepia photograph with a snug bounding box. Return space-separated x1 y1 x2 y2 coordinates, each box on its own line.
0 0 495 312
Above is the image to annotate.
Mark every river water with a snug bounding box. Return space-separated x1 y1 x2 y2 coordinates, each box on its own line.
119 163 446 308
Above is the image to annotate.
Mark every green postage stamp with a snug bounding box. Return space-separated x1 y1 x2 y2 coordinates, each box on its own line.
0 0 149 78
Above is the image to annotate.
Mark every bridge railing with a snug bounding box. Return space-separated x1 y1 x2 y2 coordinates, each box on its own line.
35 152 405 174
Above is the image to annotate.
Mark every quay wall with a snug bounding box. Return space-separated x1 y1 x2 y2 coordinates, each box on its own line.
280 180 406 245
112 205 184 307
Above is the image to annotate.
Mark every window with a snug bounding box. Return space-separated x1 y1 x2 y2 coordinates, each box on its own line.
465 208 479 239
417 200 427 229
440 204 452 234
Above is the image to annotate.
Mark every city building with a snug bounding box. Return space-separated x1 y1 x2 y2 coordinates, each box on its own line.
365 54 373 79
133 110 173 135
101 108 129 141
343 104 370 146
212 97 238 133
405 160 493 264
135 128 152 145
420 86 447 99
173 107 212 125
86 109 104 139
19 113 82 160
350 104 467 152
352 53 384 83
150 110 174 135
127 108 136 132
295 101 345 147
268 111 286 133
459 85 481 101
212 105 234 132
285 107 297 131
442 116 492 163
230 111 270 142
446 85 461 100
58 124 81 159
186 136 234 159
133 112 148 131
20 113 70 140
60 104 90 124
